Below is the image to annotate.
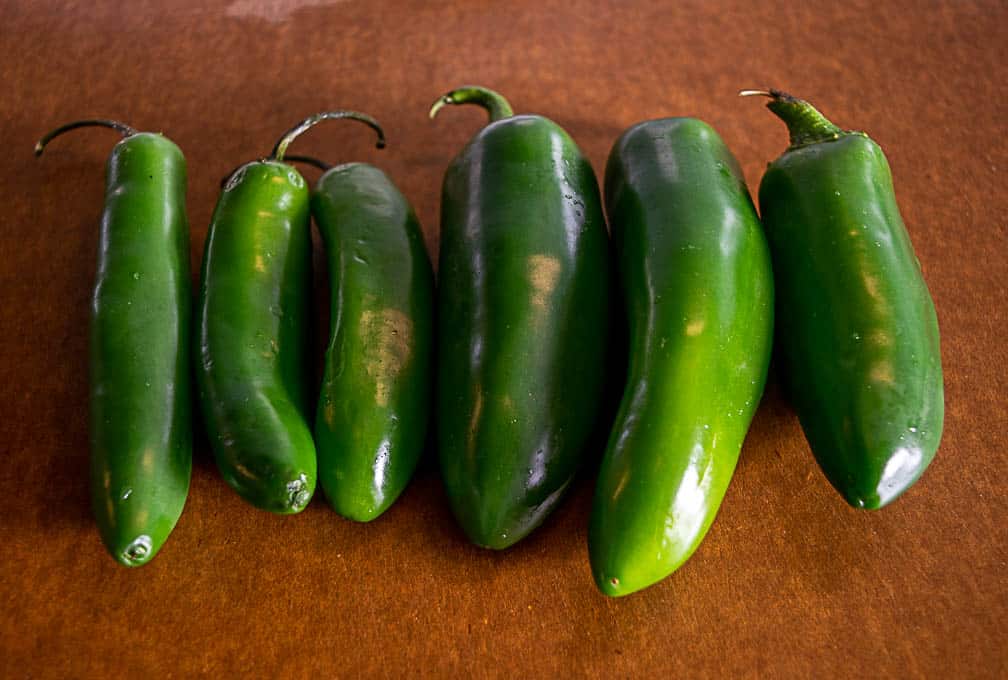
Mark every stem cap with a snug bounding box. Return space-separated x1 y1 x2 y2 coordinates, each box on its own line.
740 89 845 148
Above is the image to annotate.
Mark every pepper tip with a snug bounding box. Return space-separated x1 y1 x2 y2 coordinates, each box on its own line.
429 95 453 120
739 89 799 105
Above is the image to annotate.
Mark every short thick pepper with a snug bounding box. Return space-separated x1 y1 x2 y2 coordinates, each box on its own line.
749 89 944 509
432 86 611 549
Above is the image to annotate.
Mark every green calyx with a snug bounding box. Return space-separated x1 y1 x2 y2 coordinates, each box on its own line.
740 89 846 148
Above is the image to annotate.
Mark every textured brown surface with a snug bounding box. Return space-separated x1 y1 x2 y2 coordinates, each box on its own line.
1 1 1006 677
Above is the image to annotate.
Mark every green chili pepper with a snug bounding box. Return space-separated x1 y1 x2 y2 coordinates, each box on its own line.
37 120 192 566
589 118 774 596
195 119 326 514
745 89 944 509
431 86 610 549
274 113 435 521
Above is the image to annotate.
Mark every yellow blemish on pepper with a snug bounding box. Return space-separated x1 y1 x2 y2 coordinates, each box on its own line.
359 308 412 407
685 319 705 337
500 394 514 417
261 337 279 360
528 254 561 316
611 468 631 501
468 387 484 439
141 447 156 473
870 361 895 385
870 329 892 347
862 272 882 301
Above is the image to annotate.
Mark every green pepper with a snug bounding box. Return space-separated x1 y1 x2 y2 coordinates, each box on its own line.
746 89 944 509
36 120 193 566
589 118 774 596
431 86 610 549
273 113 435 521
195 121 320 514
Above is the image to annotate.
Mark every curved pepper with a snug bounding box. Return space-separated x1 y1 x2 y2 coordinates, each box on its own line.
37 120 193 566
749 89 944 509
276 112 435 521
432 86 610 549
590 118 774 596
196 133 316 514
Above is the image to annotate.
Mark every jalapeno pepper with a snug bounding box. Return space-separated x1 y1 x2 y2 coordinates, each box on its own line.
589 118 774 596
195 121 323 514
431 86 610 549
745 89 944 509
273 113 434 521
36 120 193 566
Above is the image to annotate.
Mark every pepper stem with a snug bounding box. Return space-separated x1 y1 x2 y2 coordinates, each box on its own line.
740 89 844 147
429 86 514 124
219 155 332 189
34 119 138 157
270 111 385 163
284 154 332 172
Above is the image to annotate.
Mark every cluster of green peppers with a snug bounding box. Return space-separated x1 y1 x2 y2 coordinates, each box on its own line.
38 86 943 597
37 112 435 566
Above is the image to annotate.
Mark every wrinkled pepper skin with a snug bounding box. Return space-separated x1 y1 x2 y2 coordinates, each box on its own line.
312 163 434 521
590 119 774 596
86 133 193 566
434 87 610 549
196 161 316 513
756 91 943 509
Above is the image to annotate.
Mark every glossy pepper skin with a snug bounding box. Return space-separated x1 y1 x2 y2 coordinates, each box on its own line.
432 86 610 549
312 162 434 521
590 119 774 596
38 123 193 566
196 160 316 513
754 90 943 509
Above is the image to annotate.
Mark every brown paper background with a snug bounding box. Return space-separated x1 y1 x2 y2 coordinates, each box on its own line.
1 1 1005 677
